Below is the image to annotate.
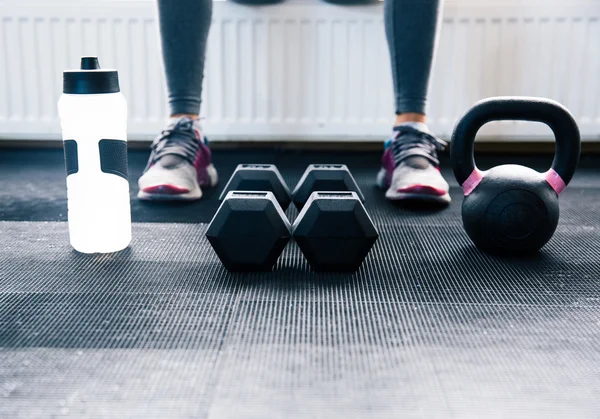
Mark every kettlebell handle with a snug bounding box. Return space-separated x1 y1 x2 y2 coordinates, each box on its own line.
451 97 581 195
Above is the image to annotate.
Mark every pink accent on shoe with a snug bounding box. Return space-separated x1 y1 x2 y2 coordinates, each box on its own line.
142 184 191 195
187 127 213 187
545 168 567 195
462 168 485 196
397 184 447 197
382 148 395 187
194 142 213 188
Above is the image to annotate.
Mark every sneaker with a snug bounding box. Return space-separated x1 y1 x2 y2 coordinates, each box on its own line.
375 124 451 204
138 116 218 201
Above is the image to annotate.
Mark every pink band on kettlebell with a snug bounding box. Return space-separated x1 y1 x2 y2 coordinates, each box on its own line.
462 168 484 196
545 168 567 195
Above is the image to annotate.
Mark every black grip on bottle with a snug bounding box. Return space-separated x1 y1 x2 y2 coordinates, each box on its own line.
63 140 79 176
99 139 128 180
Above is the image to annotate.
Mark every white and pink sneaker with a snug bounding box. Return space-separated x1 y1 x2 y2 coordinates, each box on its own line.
376 124 451 204
138 116 218 201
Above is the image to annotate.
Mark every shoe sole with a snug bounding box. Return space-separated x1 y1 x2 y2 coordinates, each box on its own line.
138 184 203 201
386 190 451 204
378 168 451 204
386 185 451 204
137 164 219 202
385 180 451 204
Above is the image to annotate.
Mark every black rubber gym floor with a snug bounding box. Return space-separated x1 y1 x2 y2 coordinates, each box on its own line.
1 148 599 418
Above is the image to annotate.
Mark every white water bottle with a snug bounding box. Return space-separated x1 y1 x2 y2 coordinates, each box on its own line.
58 57 132 253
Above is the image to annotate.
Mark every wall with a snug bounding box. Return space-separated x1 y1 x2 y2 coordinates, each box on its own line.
0 0 599 141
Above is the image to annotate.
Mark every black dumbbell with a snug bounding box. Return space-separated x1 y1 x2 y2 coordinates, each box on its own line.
220 164 292 210
292 191 378 272
206 191 291 271
291 164 365 210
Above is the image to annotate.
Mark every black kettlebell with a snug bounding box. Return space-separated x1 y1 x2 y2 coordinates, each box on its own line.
450 97 580 255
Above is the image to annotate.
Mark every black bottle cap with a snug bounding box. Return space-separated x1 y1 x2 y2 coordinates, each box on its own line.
80 56 101 70
63 56 120 94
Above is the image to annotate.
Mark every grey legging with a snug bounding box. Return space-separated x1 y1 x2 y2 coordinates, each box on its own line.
157 0 442 116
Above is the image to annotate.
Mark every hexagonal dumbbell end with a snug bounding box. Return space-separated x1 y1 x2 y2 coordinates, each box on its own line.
206 191 291 272
292 191 378 272
291 164 365 210
219 164 292 210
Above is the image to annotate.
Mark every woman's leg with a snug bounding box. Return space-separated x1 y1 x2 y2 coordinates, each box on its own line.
158 0 212 118
138 0 218 202
377 0 450 204
386 0 441 120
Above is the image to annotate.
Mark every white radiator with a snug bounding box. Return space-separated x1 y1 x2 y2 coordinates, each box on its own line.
0 0 599 141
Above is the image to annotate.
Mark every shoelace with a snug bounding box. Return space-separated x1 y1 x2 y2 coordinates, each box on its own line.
148 118 200 168
389 126 447 168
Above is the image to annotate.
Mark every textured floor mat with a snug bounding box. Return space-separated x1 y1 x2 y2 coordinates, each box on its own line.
1 148 600 418
1 219 599 418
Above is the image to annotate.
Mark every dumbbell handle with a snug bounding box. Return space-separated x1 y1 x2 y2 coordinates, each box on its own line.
451 97 581 188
